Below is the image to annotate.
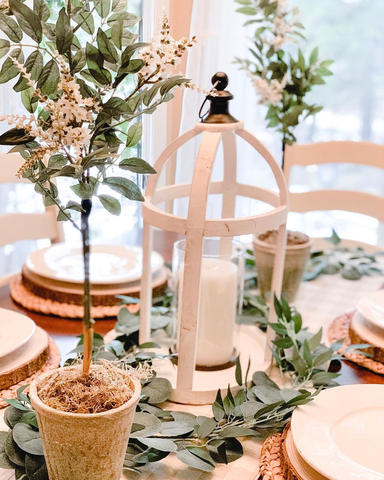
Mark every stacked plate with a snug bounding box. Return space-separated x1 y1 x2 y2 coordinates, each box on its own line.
0 309 50 390
349 290 384 362
21 243 167 307
287 385 384 479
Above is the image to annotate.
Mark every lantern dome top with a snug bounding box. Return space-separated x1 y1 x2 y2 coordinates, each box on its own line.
200 71 238 124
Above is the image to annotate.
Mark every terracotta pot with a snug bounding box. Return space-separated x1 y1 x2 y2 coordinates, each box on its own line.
29 368 141 480
253 231 313 303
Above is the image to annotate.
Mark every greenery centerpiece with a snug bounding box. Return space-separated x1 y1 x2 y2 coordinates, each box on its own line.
0 1 205 477
234 0 333 167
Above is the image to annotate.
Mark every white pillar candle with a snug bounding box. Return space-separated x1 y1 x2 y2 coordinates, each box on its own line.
178 258 238 367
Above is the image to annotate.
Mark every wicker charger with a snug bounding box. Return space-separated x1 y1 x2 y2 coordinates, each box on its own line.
260 424 329 480
328 311 384 375
0 336 60 409
10 270 168 319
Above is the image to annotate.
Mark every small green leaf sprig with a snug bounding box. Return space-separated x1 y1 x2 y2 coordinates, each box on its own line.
305 230 384 281
234 0 333 147
271 296 372 388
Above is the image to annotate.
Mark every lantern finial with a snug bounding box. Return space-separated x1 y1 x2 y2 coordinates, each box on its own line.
200 72 239 124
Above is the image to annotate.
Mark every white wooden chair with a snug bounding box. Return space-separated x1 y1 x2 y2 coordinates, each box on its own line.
284 141 384 252
0 153 64 287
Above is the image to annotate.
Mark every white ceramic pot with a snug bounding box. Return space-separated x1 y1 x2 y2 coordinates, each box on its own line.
29 368 141 480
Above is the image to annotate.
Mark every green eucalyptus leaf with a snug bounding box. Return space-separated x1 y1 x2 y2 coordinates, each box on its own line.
130 412 162 438
311 371 340 386
141 377 172 404
70 182 95 200
313 348 333 367
48 154 67 169
170 411 197 425
138 438 177 452
252 385 282 404
95 0 110 18
4 406 25 428
0 127 34 145
73 11 95 35
9 0 42 43
125 122 142 147
5 432 25 467
272 337 293 349
197 418 217 439
176 449 215 472
98 194 121 215
14 50 43 92
160 421 194 437
13 424 44 456
0 39 10 60
33 0 50 22
25 454 48 480
309 46 319 65
119 157 155 174
212 402 225 422
56 8 73 54
112 0 126 11
208 437 243 463
240 400 265 420
0 12 23 42
37 59 60 95
235 357 242 386
103 176 144 201
0 48 24 84
302 340 313 368
107 11 140 28
71 48 86 74
97 28 118 64
110 15 123 49
308 328 323 352
219 426 258 438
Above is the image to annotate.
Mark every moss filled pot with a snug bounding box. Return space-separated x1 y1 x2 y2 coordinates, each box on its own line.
253 230 313 303
29 364 141 480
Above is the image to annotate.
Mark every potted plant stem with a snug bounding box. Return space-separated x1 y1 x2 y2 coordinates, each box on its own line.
0 1 204 477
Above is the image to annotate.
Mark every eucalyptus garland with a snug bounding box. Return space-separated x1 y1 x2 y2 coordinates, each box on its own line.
305 230 384 281
0 294 372 478
0 364 318 478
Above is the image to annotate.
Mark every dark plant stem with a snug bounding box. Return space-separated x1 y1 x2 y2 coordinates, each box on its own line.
81 198 93 375
281 140 286 171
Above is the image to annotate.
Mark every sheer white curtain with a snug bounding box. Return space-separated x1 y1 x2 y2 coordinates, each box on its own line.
168 0 279 223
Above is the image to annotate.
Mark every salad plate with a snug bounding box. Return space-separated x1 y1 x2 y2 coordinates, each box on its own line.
26 244 164 285
0 309 36 359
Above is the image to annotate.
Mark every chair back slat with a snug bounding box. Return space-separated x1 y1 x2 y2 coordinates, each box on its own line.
0 153 64 284
284 141 384 224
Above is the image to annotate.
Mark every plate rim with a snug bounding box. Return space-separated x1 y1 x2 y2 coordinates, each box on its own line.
291 384 384 480
0 308 36 359
357 290 384 330
26 244 164 285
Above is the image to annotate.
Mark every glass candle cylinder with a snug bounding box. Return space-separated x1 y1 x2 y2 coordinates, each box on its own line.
172 238 244 369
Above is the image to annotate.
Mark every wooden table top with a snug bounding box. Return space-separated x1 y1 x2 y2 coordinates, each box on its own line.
1 229 383 386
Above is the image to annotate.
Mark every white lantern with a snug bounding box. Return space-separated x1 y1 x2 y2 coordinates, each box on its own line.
140 73 288 405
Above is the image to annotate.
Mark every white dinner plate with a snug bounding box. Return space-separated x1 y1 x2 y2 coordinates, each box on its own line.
357 290 384 331
291 384 384 480
26 244 164 285
0 309 36 359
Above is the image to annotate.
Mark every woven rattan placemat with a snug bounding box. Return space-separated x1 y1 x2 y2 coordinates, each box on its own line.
0 337 60 408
